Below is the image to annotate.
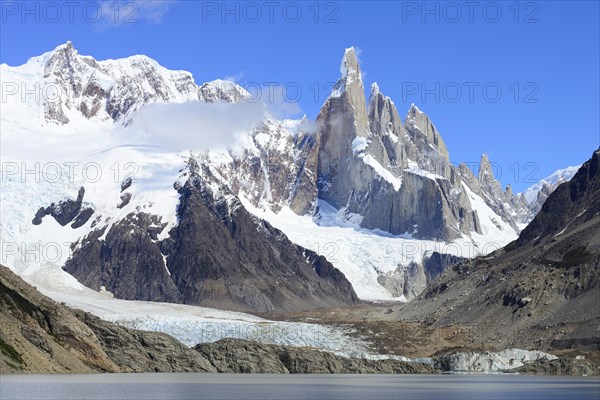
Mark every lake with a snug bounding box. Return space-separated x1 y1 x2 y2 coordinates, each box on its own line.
1 374 598 400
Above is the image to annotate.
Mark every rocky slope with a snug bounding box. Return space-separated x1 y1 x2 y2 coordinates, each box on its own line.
0 265 216 373
511 358 599 375
399 149 600 352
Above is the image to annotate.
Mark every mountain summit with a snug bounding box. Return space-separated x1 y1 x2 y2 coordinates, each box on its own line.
3 42 248 125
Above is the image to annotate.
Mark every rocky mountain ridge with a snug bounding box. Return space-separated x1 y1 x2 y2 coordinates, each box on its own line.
7 41 249 125
3 42 534 241
205 48 532 242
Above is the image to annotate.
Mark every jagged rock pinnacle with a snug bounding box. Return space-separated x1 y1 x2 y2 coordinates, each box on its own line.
340 47 360 81
370 82 380 94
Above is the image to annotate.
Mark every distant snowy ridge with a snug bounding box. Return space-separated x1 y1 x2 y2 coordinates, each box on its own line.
521 165 580 204
0 41 249 127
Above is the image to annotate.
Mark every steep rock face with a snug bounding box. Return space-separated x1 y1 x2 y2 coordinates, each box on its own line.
423 252 467 283
63 159 358 313
404 104 450 167
286 49 450 239
312 48 373 210
63 213 180 303
210 119 318 214
165 161 358 312
277 48 502 241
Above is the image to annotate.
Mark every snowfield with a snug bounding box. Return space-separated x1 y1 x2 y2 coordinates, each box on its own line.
522 165 581 203
240 196 515 301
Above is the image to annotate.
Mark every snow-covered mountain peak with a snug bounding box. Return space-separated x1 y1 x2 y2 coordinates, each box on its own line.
521 165 581 204
340 47 360 79
47 40 75 56
3 42 257 127
370 82 380 94
198 79 251 103
28 41 77 65
329 46 364 100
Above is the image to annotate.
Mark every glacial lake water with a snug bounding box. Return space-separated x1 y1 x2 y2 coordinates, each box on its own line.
1 374 599 400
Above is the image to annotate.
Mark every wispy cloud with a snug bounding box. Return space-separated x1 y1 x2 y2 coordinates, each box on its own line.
126 101 266 151
243 84 304 120
222 72 246 83
96 0 175 29
353 46 368 80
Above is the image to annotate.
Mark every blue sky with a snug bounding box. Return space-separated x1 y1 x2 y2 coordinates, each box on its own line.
1 0 598 191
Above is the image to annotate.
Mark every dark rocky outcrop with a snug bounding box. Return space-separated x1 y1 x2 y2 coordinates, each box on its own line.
71 206 94 228
32 186 94 229
117 192 132 208
120 177 132 192
46 186 85 226
423 252 467 283
64 213 181 304
165 164 358 312
31 207 46 226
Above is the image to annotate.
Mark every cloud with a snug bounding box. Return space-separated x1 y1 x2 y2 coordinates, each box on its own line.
125 100 266 151
96 0 175 29
353 46 368 80
222 72 245 83
243 84 304 120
